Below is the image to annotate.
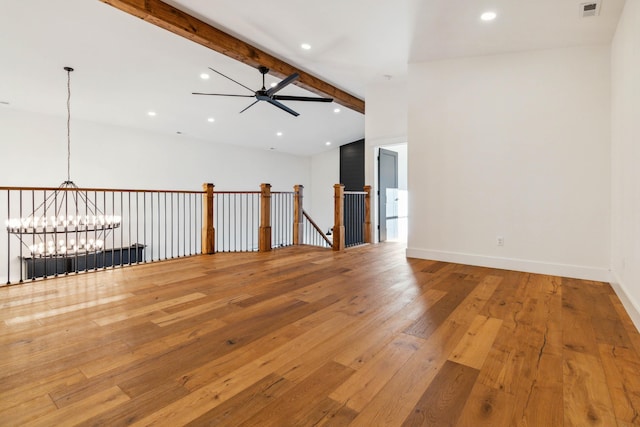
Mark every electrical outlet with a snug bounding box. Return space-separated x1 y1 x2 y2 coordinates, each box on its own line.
496 236 504 246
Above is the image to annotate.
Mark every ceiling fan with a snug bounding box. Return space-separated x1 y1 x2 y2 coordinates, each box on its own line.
193 66 333 117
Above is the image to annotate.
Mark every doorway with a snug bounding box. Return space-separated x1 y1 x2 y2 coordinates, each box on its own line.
378 144 407 243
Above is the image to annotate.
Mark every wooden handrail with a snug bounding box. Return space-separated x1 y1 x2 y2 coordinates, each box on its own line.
216 191 292 194
0 186 203 194
302 210 332 247
214 191 260 195
0 188 296 195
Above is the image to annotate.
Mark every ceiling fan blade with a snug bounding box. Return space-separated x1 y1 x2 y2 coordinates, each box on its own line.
273 95 334 103
267 73 300 96
208 67 255 93
192 92 254 97
239 100 260 114
267 99 299 117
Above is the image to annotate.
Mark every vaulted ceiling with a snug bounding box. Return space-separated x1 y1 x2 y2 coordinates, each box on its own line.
0 0 625 156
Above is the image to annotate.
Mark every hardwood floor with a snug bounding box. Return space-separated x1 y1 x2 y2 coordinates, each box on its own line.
1 243 639 426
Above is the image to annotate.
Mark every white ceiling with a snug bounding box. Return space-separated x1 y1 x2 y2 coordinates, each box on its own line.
0 0 625 156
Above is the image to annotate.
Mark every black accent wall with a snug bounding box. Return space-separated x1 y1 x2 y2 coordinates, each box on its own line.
340 139 365 191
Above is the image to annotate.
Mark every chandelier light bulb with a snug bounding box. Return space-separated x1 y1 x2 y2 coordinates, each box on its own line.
6 209 121 257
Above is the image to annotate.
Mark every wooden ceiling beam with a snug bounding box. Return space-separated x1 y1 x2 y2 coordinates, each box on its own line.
99 0 365 114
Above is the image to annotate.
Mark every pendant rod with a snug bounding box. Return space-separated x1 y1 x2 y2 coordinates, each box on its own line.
64 66 74 184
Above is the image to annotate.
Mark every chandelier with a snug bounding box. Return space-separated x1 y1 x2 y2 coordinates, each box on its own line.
5 67 121 258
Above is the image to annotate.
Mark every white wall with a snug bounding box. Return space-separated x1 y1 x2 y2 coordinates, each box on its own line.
364 80 408 141
0 108 311 191
309 147 339 233
364 79 408 187
611 0 640 327
407 45 612 281
364 79 408 241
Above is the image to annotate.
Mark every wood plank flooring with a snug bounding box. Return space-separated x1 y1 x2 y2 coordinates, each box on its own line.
1 243 639 426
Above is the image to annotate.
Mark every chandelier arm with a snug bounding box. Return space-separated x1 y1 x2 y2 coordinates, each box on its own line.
29 192 52 218
71 190 78 209
81 192 101 216
54 192 62 218
75 191 92 216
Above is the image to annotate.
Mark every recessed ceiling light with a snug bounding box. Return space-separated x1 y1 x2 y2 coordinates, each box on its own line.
301 43 311 50
276 132 283 136
325 141 332 146
207 117 215 122
176 131 183 135
0 101 9 106
269 147 276 151
333 108 341 113
147 111 156 117
270 82 278 88
480 11 497 21
200 73 210 80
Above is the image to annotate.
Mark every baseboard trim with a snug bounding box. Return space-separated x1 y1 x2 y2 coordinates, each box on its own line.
610 271 640 332
405 247 611 282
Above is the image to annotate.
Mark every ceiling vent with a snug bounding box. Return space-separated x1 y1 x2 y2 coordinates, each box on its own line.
580 1 601 17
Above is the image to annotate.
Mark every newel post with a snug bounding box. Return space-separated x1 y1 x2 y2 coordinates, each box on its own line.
202 183 215 254
364 185 372 244
332 184 345 251
293 185 304 245
259 183 272 252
